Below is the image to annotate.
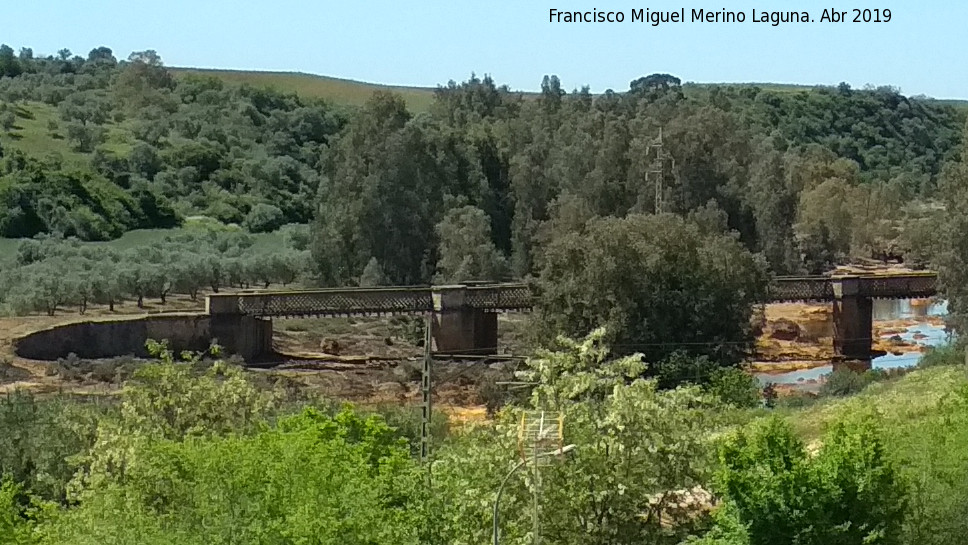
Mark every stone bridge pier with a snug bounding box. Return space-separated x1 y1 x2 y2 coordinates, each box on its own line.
770 272 939 371
831 276 874 368
431 285 498 355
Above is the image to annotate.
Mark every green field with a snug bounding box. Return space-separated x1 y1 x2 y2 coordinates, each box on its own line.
172 68 439 112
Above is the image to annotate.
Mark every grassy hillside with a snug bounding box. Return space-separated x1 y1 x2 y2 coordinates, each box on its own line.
172 68 439 112
0 102 83 163
0 101 135 164
779 364 967 440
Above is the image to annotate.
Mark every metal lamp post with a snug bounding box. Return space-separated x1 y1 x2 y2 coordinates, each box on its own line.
492 444 576 545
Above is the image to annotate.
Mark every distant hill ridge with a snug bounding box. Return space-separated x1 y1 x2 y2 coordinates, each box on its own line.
171 68 440 111
170 67 968 112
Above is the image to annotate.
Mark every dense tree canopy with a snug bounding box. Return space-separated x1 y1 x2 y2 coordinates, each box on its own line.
2 44 960 281
534 213 769 367
0 45 346 240
3 42 968 339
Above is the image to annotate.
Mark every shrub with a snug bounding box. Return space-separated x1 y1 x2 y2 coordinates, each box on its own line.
707 367 762 408
392 316 426 346
47 407 430 545
0 477 34 542
820 368 872 397
242 203 285 233
279 223 311 251
0 391 107 502
713 415 906 544
370 404 450 457
653 351 720 389
476 368 530 416
918 343 963 369
0 359 28 382
776 391 818 409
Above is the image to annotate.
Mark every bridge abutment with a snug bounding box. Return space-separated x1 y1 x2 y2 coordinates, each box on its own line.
206 295 274 361
431 285 498 355
831 276 873 362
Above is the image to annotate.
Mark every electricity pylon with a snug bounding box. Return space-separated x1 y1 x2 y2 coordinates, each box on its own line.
646 127 676 213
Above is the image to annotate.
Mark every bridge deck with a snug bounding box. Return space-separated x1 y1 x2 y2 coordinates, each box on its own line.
206 274 938 318
768 273 937 302
208 283 534 318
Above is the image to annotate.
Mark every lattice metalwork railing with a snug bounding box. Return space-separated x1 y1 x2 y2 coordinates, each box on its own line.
767 273 938 302
861 273 938 299
465 284 534 312
768 277 836 302
236 288 434 317
227 283 535 317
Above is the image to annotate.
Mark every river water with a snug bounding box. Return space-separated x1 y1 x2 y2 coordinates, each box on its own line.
755 299 951 386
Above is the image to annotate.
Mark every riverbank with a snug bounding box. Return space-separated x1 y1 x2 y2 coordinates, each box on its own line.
752 298 949 389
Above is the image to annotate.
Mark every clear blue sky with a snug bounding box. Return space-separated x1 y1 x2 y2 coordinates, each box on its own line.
5 0 966 99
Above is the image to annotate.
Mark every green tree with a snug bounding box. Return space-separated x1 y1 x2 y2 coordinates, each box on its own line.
432 329 720 545
0 111 14 133
434 205 507 282
89 263 122 311
629 73 683 101
118 262 154 308
359 256 387 287
168 253 206 299
64 122 105 153
114 50 175 112
535 213 768 369
313 92 478 285
938 123 968 333
242 202 285 233
747 144 801 274
128 142 162 180
0 44 22 78
86 46 116 65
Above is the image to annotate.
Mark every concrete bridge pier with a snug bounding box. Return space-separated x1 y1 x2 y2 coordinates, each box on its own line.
831 276 873 364
206 295 274 361
431 285 498 355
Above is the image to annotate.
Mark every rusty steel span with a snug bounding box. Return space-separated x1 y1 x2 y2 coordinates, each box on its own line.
206 273 938 361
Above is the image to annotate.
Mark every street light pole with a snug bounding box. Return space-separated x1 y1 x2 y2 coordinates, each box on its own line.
492 444 576 545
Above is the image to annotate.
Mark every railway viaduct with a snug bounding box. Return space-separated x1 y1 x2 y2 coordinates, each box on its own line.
205 272 939 362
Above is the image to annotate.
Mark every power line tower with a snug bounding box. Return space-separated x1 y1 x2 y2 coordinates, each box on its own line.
420 314 433 464
646 127 676 214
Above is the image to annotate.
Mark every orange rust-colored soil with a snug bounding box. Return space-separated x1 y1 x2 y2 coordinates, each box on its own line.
751 298 939 375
